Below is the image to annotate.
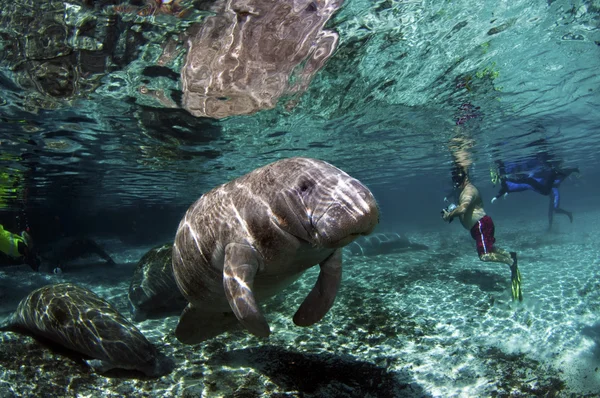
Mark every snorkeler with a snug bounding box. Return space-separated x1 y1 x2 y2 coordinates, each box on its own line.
442 165 522 302
490 163 579 230
490 173 553 200
0 224 40 271
39 237 116 274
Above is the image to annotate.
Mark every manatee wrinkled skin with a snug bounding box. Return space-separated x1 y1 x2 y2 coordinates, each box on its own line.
128 243 188 321
172 157 379 344
0 283 174 377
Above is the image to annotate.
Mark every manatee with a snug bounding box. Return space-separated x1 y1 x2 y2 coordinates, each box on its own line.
0 283 174 377
128 243 187 321
172 157 379 344
347 233 429 256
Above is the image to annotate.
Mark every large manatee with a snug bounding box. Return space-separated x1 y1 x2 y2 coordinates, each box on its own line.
172 157 379 344
0 283 174 377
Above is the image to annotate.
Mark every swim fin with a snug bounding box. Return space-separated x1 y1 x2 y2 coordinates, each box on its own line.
21 231 33 248
509 252 523 302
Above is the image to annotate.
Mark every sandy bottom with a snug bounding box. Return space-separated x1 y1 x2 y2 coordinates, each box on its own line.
1 211 599 397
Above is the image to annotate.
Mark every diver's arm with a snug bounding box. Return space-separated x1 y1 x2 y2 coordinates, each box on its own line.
491 182 508 203
443 185 475 221
491 189 506 203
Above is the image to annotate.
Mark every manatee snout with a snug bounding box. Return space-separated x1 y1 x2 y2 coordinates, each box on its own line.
316 179 379 247
352 180 380 233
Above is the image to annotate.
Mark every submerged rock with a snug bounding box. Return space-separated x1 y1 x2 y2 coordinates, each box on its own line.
0 283 174 377
128 243 187 321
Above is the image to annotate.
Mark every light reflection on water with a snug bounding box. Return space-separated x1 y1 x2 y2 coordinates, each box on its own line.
0 0 597 212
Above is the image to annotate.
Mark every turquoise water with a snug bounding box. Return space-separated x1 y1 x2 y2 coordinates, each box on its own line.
1 0 599 396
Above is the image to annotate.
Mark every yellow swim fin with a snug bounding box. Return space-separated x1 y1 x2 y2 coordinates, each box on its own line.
510 252 522 302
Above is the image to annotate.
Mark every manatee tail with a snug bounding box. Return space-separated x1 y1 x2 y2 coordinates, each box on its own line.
175 304 242 345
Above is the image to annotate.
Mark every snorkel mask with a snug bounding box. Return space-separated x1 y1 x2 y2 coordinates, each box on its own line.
451 166 467 188
490 167 499 186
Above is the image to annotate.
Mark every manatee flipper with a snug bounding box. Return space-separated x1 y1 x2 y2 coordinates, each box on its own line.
293 248 342 327
223 243 270 338
175 305 241 344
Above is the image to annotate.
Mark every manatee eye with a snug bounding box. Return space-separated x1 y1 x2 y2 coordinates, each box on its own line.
306 1 317 12
298 180 313 194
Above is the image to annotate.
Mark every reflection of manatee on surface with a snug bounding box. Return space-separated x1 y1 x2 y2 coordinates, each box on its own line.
347 232 429 256
181 0 343 118
128 243 187 321
0 283 174 377
0 0 145 107
172 157 380 344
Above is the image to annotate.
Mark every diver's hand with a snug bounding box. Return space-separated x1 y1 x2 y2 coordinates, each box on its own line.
503 192 508 199
442 210 452 222
491 197 497 204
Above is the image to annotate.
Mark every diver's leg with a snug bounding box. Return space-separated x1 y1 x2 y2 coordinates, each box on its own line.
555 167 579 181
554 208 573 223
553 187 572 222
550 188 572 224
478 217 522 301
521 176 553 196
480 251 522 301
492 246 511 258
548 194 555 230
479 252 513 266
473 216 509 265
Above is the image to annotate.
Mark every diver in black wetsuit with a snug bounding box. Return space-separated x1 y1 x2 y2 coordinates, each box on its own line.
39 237 116 273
